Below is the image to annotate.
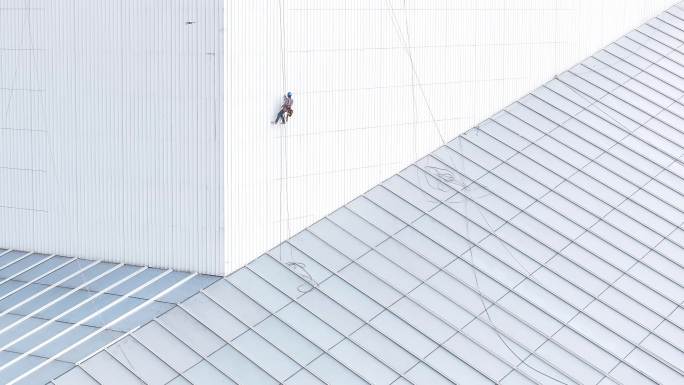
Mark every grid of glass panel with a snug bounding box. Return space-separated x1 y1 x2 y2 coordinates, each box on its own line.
51 3 684 384
0 250 218 385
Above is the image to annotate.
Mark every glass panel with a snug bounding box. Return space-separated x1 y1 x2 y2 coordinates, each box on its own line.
393 227 456 268
240 256 304 304
329 339 399 385
356 250 421 294
405 362 455 385
203 280 269 327
232 330 300 382
308 219 370 260
328 207 388 247
284 369 326 385
444 259 509 302
599 288 663 331
510 213 570 253
390 296 455 344
623 348 682 385
523 141 579 177
297 289 363 337
552 326 619 373
254 315 323 366
133 321 201 373
306 354 367 385
365 186 423 224
208 344 278 385
539 192 597 229
567 312 632 358
370 309 438 358
346 196 405 236
107 336 177 385
381 175 439 213
425 347 494 385
288 231 349 273
583 300 649 343
412 215 472 256
268 242 332 286
507 154 563 189
318 275 383 321
158 306 225 357
375 238 438 281
350 324 418 373
530 267 592 309
491 163 549 200
81 351 144 385
535 340 604 384
443 333 512 382
514 280 578 324
276 302 343 350
182 292 247 341
448 135 502 171
494 224 556 265
53 367 99 385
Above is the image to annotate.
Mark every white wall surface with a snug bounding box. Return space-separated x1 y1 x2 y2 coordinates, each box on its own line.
0 0 676 275
224 0 677 273
0 0 224 274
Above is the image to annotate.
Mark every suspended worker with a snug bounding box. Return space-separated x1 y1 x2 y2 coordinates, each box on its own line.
274 92 294 124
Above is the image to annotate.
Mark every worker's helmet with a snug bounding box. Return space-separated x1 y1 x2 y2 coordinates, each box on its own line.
287 92 292 97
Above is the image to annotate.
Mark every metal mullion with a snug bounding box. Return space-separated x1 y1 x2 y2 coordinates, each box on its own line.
322 213 566 385
634 27 684 60
333 203 622 385
207 259 385 385
258 247 488 385
666 8 684 30
660 9 684 30
557 73 684 166
584 54 684 121
579 59 684 125
128 321 235 385
50 366 102 385
416 146 684 359
201 286 333 385
646 18 684 52
525 88 684 252
0 254 57 287
8 271 195 385
490 113 684 269
262 237 506 385
97 348 152 385
357 192 657 385
217 271 420 385
412 153 684 374
0 266 156 369
156 304 243 385
0 261 116 329
0 249 14 259
532 86 684 204
565 68 684 146
599 46 684 98
296 225 549 385
619 35 684 78
506 101 684 216
0 256 76 303
449 129 684 313
380 170 658 381
0 251 34 274
391 165 684 377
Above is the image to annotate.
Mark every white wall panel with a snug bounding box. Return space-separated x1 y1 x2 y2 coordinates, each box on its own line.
224 0 676 273
0 0 224 274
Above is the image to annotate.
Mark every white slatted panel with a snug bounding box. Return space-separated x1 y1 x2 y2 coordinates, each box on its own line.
0 0 224 274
